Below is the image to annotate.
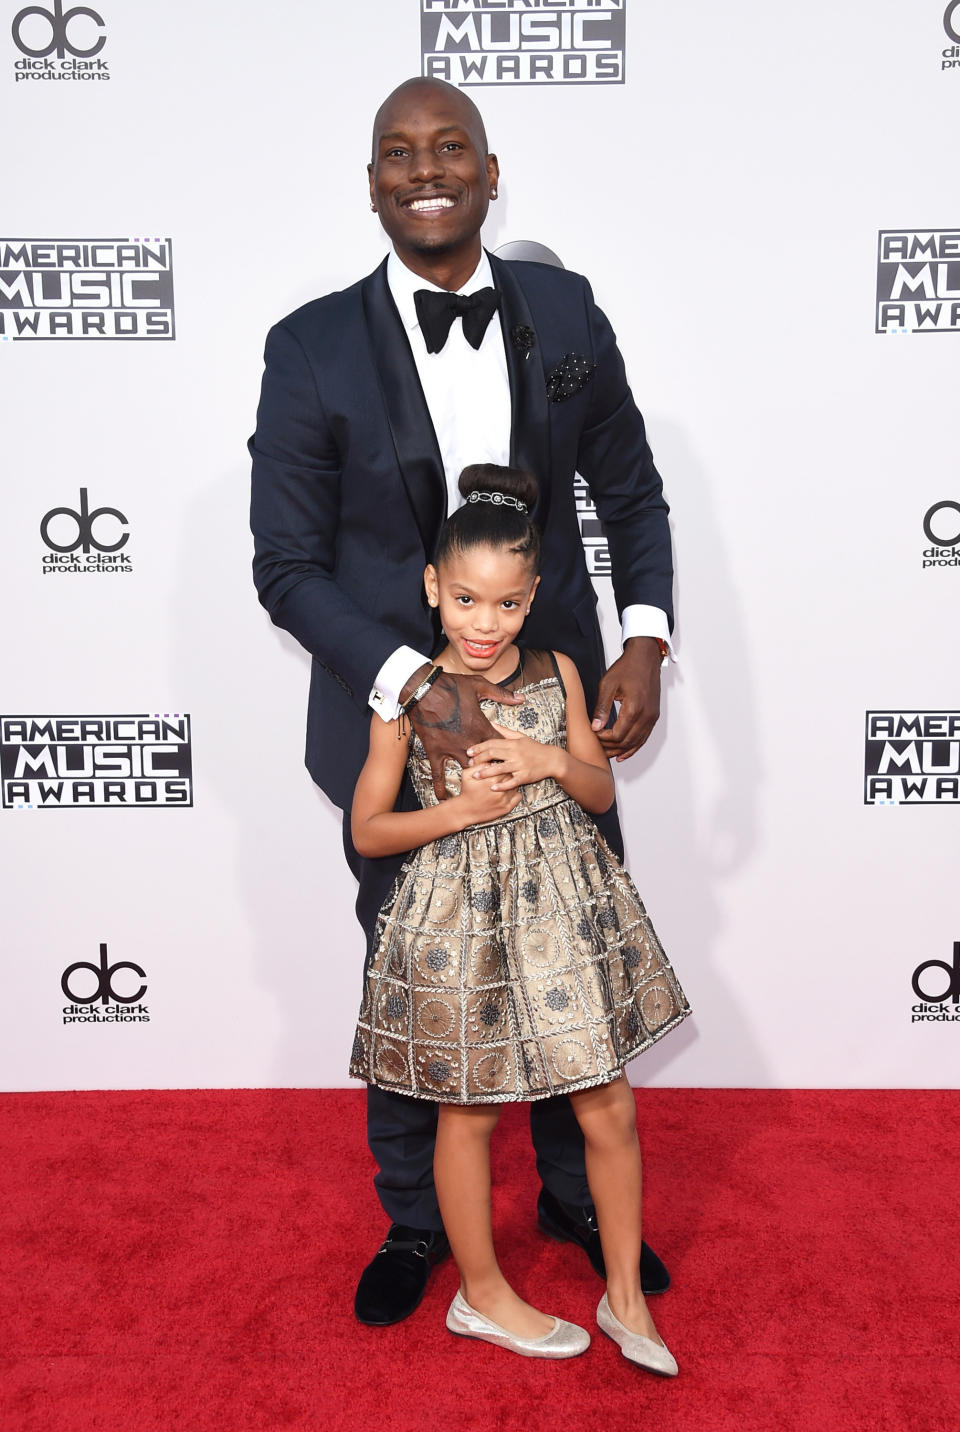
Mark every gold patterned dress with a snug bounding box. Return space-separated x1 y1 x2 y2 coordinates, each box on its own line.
349 650 690 1104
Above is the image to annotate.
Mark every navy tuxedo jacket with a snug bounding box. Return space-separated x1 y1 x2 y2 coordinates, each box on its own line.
250 253 672 811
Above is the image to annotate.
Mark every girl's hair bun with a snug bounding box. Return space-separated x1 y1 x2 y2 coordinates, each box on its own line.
458 463 539 513
434 463 542 571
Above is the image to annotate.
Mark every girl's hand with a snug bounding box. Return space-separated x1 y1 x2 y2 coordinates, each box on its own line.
465 723 560 792
452 764 523 825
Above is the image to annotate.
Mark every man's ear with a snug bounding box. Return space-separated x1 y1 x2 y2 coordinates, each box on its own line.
424 564 439 608
486 153 500 192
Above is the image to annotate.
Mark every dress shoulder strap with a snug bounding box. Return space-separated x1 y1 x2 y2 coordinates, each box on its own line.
546 650 567 699
513 647 566 695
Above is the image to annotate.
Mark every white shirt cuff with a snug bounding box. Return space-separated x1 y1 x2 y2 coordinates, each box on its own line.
369 645 431 722
621 605 675 663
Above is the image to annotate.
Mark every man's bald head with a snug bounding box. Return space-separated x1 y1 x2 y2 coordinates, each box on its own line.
371 77 489 163
367 76 499 290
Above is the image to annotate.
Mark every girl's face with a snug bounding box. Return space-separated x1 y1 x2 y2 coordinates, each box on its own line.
424 543 540 673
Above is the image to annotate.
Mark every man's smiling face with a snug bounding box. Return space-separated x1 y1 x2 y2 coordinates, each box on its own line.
368 79 499 286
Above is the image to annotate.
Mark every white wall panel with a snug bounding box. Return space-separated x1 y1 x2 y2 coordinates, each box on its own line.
2 1 956 1090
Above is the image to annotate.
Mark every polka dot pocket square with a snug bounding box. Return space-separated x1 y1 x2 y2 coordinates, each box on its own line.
545 352 597 403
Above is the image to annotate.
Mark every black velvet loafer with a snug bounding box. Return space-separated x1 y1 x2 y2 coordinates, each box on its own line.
354 1224 451 1326
536 1188 671 1295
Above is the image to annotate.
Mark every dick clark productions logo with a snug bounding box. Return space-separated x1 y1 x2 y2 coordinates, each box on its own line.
40 488 132 575
944 1 960 71
922 500 960 569
61 943 150 1025
11 0 109 82
911 942 960 1024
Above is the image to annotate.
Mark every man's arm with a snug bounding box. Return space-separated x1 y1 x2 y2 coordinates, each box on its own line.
576 281 673 625
575 282 675 759
250 318 517 783
249 319 405 701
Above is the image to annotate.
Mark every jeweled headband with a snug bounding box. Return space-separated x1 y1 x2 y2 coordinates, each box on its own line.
466 490 529 514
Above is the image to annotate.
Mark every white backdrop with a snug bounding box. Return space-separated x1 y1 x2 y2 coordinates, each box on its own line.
2 0 957 1092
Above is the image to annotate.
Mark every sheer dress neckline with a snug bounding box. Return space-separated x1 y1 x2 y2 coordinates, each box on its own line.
435 647 559 697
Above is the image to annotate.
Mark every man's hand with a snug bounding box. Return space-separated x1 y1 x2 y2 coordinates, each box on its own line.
591 636 662 763
403 665 523 802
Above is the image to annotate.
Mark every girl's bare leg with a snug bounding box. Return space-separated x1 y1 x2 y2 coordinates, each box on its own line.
434 1103 554 1339
570 1075 664 1343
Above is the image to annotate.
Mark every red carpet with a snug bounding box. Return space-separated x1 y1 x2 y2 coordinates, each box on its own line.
2 1089 958 1432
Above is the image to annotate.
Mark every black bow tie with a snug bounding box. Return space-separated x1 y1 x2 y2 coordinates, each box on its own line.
413 286 501 354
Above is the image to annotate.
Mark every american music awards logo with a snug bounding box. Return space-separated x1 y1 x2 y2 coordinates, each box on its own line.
864 712 960 805
10 0 110 84
875 229 960 334
420 0 625 86
574 477 610 576
1 713 193 809
0 238 175 340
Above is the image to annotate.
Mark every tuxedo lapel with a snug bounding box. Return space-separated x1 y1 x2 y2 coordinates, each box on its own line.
490 252 552 532
360 259 446 560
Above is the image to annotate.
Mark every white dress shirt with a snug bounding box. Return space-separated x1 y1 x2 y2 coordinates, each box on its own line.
368 250 671 721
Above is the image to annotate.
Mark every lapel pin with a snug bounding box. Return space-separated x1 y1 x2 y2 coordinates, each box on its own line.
511 325 535 360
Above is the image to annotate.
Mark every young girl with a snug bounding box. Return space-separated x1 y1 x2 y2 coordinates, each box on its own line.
349 465 689 1373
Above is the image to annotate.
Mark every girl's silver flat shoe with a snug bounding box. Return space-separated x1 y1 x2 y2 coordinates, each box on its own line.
446 1290 590 1358
596 1292 679 1377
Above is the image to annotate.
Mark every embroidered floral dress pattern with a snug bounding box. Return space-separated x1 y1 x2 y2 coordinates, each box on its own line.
349 651 690 1104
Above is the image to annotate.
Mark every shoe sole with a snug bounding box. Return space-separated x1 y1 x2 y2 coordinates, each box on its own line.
537 1215 670 1296
355 1294 427 1328
447 1327 589 1360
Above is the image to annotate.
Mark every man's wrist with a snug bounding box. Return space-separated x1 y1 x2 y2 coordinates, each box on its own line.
401 664 443 715
621 605 673 662
370 647 431 722
624 635 668 661
399 661 434 709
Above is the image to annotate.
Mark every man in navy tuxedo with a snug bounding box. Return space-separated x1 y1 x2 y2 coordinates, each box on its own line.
250 77 675 1325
